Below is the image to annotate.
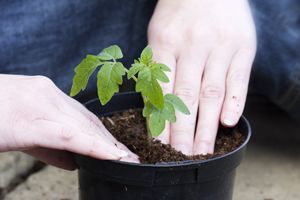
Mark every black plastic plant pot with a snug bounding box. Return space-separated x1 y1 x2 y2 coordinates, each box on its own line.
75 92 251 200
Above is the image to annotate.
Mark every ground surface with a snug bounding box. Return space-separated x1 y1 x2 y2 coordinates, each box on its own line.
0 95 299 200
234 96 300 200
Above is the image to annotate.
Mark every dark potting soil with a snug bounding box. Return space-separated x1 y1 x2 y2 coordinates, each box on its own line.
101 109 245 164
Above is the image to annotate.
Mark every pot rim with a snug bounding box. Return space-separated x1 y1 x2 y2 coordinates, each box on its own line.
84 91 251 168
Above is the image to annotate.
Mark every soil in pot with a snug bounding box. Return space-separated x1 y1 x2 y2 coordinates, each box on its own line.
101 109 245 164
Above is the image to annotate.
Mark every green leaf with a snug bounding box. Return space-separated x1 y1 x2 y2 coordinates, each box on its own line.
165 94 190 115
97 62 126 105
70 55 101 97
145 81 163 110
127 63 144 79
151 67 169 83
143 101 154 117
146 100 176 137
140 46 153 64
97 53 112 61
155 63 171 72
149 109 166 137
136 69 164 109
98 45 123 60
161 101 176 122
138 67 151 81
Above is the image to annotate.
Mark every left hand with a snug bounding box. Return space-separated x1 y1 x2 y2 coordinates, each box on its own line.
148 0 257 155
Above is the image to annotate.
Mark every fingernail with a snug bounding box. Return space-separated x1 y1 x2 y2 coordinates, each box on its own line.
120 156 140 163
122 155 140 163
223 119 235 126
223 112 236 126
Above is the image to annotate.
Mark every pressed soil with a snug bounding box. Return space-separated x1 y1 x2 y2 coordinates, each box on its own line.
101 109 245 164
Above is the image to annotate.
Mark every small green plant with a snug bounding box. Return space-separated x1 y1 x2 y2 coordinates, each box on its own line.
70 45 190 137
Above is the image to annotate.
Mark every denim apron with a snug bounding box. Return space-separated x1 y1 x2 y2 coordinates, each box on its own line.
0 0 300 120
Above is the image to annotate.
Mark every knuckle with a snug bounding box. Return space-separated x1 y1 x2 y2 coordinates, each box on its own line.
227 74 249 94
32 76 55 91
221 30 235 40
187 29 218 47
185 29 198 41
188 29 215 42
175 87 198 105
217 30 254 47
214 29 235 44
59 127 75 142
155 30 179 49
228 70 248 83
200 85 224 100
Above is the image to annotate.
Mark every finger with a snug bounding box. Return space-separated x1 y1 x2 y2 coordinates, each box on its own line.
52 112 139 162
221 48 255 126
194 48 234 155
120 156 140 163
23 148 77 170
170 49 207 155
55 112 139 161
149 45 177 144
29 119 129 160
55 93 139 159
59 92 118 141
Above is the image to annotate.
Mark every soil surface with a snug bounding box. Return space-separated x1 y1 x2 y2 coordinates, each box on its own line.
101 109 245 164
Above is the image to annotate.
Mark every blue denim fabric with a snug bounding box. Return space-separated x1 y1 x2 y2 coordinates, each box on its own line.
0 0 300 120
0 0 156 99
249 0 300 121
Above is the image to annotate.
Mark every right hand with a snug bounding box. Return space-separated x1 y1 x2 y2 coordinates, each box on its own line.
148 0 256 155
0 74 138 170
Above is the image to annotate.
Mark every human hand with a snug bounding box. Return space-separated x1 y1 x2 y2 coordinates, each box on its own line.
0 75 138 170
148 0 256 155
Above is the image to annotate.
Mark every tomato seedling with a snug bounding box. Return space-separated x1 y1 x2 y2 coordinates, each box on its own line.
70 45 190 137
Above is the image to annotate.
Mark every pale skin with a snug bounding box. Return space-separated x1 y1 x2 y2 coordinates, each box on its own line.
0 0 256 169
149 0 257 155
0 75 139 170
